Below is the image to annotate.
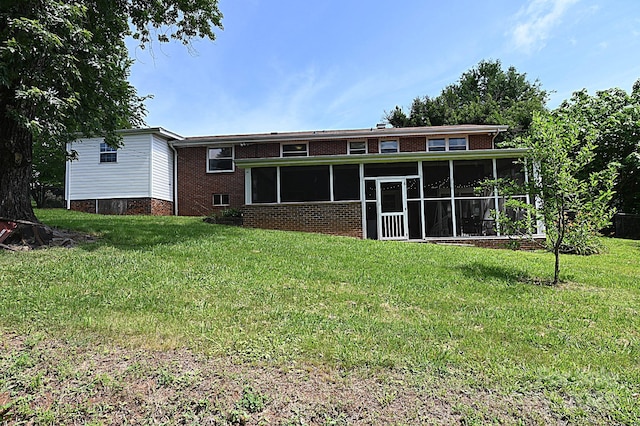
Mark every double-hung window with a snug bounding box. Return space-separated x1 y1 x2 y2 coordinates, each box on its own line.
427 139 446 152
348 141 367 154
100 142 117 163
448 137 467 151
428 137 468 152
379 140 399 153
207 146 234 172
281 143 308 157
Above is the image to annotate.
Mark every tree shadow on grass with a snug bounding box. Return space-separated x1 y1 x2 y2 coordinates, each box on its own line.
456 261 553 286
44 213 248 252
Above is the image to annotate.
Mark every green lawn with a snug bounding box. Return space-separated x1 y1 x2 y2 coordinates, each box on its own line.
1 209 639 423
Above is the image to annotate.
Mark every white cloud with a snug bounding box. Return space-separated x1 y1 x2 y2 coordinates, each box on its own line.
510 0 580 53
192 66 337 135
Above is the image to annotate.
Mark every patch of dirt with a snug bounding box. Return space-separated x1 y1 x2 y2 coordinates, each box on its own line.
0 221 96 251
0 331 590 425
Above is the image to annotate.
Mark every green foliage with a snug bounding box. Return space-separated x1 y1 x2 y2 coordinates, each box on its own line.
237 386 266 413
386 60 548 141
0 0 223 220
554 81 640 213
220 208 243 218
495 112 618 284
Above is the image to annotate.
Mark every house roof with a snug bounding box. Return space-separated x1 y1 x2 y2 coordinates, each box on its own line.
116 127 184 141
170 124 509 147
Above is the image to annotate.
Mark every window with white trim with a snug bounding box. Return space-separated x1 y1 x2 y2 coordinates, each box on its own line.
213 194 230 206
427 137 468 152
449 137 467 151
427 139 446 152
379 140 399 153
348 141 367 154
207 146 234 172
100 142 117 163
281 143 308 157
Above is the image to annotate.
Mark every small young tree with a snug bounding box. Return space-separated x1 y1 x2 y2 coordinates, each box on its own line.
496 111 617 285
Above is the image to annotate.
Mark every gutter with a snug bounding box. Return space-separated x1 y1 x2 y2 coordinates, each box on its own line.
173 125 510 148
234 148 529 169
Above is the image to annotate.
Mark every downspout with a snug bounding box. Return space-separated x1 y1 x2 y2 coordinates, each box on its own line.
65 142 71 209
168 142 178 216
491 130 500 149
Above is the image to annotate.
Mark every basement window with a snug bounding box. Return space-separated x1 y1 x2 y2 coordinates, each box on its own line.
213 194 230 206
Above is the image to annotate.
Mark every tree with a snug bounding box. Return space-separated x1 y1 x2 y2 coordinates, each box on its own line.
0 0 223 222
386 59 548 141
495 112 617 285
30 136 68 208
554 82 640 214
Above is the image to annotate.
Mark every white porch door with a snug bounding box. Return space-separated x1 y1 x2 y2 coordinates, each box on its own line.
376 179 408 240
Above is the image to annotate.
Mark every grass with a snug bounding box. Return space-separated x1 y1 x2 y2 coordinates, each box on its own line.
1 209 639 423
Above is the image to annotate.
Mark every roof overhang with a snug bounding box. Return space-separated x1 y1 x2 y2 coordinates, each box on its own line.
69 127 185 143
116 127 184 141
170 125 509 148
234 148 528 168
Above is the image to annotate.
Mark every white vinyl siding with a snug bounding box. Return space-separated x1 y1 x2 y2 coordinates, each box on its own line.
151 135 174 201
67 135 152 200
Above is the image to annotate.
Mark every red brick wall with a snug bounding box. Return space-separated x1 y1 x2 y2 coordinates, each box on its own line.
70 200 96 213
236 143 280 159
243 202 362 238
151 198 174 215
400 136 426 152
120 198 152 215
430 237 544 250
310 139 347 156
176 146 245 216
69 198 173 216
367 138 378 154
469 134 493 150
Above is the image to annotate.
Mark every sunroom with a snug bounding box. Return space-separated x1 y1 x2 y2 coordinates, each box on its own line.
236 148 543 241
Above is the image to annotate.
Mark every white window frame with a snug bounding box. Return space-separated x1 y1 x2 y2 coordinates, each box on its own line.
448 137 468 151
427 138 446 152
99 142 117 163
281 142 309 157
348 140 368 155
207 146 234 173
379 139 399 153
213 193 230 206
427 137 468 152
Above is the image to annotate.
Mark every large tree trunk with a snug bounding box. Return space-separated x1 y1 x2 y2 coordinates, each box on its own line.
0 111 37 222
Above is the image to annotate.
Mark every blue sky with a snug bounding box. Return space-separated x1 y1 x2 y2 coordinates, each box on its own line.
127 0 640 136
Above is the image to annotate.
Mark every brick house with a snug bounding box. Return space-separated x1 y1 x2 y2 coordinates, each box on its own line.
66 124 544 245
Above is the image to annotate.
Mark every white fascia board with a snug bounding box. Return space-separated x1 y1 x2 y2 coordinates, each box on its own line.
71 127 184 143
171 125 509 148
234 148 529 168
117 127 184 141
